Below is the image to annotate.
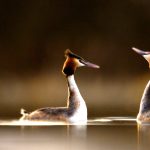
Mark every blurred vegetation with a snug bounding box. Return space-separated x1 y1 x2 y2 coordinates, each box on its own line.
0 0 150 118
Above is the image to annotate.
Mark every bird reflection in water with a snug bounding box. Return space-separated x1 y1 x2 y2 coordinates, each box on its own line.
0 118 140 150
137 124 150 150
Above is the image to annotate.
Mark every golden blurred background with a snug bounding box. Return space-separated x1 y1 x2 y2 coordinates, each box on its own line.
0 0 150 118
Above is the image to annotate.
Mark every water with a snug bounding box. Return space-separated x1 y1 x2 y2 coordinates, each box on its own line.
0 117 149 150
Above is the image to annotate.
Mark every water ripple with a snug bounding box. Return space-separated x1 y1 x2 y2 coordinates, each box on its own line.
0 117 137 126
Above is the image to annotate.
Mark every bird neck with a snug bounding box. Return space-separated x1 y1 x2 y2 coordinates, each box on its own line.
62 58 77 76
139 80 150 114
66 75 86 112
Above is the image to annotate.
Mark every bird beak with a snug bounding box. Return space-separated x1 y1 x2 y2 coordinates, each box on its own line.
132 47 150 66
80 59 100 68
132 47 150 56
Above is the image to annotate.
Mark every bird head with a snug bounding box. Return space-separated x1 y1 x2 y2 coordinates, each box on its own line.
132 47 150 68
62 49 100 76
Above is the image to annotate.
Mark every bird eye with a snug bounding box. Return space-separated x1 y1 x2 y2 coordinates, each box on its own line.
79 59 85 64
79 59 82 63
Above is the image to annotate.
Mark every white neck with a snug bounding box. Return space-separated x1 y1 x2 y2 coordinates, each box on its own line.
139 80 150 114
67 75 81 95
66 75 87 123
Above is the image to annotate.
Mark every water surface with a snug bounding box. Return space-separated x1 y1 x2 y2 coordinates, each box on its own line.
0 117 149 150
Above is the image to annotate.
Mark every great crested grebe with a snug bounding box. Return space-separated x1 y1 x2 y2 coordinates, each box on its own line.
132 47 150 123
20 49 99 123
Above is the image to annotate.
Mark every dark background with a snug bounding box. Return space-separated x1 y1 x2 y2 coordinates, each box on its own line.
0 0 150 119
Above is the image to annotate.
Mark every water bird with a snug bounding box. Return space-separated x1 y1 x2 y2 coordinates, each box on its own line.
20 49 99 123
132 47 150 123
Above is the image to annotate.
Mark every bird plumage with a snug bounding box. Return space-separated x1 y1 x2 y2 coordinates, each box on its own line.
20 49 99 123
132 47 150 123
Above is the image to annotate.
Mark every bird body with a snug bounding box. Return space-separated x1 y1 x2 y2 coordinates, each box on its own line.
137 80 150 122
132 47 150 123
20 49 99 123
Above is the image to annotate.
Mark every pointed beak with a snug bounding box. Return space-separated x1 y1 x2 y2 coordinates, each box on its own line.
132 47 150 67
132 47 150 56
80 59 100 68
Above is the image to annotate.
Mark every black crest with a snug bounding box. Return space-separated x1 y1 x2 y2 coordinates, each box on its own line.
65 49 84 60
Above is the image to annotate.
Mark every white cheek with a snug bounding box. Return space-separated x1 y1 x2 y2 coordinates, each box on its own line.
144 55 150 63
78 61 85 67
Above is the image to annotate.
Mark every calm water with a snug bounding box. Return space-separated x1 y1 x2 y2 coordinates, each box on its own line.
0 117 149 150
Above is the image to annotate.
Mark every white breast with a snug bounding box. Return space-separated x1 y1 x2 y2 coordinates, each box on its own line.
69 98 87 123
67 75 87 123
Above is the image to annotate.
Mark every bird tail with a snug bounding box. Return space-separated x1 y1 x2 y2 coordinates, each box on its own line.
20 108 28 115
20 108 29 120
